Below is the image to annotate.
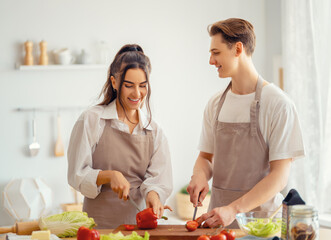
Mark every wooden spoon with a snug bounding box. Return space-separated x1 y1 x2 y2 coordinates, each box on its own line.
269 204 282 222
54 114 64 157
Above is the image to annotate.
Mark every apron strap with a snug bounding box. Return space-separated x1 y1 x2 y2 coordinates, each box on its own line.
213 81 232 130
250 76 264 136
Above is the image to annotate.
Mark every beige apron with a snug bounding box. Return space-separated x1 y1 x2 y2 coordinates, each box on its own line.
83 119 153 229
208 76 282 228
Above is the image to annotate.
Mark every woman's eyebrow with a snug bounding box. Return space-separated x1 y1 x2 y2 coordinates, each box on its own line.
123 80 148 84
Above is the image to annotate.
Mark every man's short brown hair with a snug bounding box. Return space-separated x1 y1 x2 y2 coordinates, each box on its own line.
208 18 256 56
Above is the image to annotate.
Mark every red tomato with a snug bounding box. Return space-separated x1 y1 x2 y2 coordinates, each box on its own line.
124 224 135 231
210 233 227 240
221 229 236 240
195 217 202 227
197 235 211 240
186 220 199 232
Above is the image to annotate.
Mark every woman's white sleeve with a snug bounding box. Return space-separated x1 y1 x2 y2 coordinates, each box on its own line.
140 127 173 204
67 114 102 199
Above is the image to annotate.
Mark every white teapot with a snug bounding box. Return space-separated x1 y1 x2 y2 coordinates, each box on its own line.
53 48 75 65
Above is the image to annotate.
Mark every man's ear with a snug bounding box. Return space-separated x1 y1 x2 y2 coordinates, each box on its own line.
110 76 117 90
235 42 243 56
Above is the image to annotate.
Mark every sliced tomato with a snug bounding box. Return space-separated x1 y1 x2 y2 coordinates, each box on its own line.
221 229 236 240
124 224 135 231
195 217 203 227
185 220 199 232
197 235 211 240
210 233 227 240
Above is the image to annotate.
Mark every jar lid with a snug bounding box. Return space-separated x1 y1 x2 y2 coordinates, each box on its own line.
290 205 318 217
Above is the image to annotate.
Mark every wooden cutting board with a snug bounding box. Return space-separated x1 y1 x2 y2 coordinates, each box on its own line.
109 225 246 240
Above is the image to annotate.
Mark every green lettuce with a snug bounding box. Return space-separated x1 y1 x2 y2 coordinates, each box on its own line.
244 218 282 238
101 231 149 240
39 211 95 237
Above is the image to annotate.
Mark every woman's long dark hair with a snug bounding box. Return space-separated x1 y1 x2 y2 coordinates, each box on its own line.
98 44 152 127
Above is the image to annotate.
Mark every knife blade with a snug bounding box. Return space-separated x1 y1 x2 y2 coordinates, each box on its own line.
128 195 141 212
193 192 202 220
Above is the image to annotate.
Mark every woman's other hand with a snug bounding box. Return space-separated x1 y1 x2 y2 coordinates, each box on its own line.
146 191 172 218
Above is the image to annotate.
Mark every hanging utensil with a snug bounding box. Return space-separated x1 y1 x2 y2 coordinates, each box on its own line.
54 113 64 157
29 111 40 157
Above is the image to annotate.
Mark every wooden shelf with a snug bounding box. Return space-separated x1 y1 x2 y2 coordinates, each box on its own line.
16 63 108 71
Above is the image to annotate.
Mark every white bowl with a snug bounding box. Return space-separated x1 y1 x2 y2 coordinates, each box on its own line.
236 211 282 238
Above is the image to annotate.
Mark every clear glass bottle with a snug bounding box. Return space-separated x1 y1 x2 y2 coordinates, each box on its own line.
289 205 319 240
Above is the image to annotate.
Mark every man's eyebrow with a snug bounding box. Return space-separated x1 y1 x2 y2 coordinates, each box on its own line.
209 48 219 52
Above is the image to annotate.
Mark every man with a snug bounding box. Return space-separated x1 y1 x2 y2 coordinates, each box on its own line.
187 18 305 228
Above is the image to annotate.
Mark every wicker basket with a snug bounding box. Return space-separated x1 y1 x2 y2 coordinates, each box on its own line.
176 192 211 220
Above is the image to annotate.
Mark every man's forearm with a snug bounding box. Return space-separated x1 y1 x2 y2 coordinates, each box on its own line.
193 153 213 181
229 158 292 213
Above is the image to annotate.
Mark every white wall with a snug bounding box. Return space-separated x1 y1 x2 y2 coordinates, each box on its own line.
0 0 279 225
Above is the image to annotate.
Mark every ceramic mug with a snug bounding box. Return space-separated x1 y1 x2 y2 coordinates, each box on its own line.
53 48 75 65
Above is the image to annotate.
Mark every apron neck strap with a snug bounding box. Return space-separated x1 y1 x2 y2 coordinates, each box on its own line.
250 75 264 136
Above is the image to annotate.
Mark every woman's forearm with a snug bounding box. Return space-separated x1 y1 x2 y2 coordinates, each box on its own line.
96 170 112 186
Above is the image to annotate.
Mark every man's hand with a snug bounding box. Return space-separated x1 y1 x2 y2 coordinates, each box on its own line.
187 175 209 207
187 151 213 207
200 205 237 228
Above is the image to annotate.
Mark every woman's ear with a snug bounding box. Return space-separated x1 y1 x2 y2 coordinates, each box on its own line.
110 76 117 91
235 42 243 56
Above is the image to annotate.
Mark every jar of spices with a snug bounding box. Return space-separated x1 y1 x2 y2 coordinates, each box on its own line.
289 205 318 240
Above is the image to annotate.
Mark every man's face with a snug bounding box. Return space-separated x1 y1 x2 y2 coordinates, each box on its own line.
209 34 238 78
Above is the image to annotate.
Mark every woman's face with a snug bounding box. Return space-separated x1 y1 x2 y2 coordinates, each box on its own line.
118 68 148 112
209 34 239 78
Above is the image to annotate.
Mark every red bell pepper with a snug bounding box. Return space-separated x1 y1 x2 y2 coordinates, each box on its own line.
136 208 158 229
77 226 100 240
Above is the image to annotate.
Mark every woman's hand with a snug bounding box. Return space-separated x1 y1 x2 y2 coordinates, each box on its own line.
109 170 130 200
146 191 172 218
200 205 237 228
187 174 209 207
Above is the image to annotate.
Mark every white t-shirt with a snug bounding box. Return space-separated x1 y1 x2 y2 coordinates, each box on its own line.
198 83 305 161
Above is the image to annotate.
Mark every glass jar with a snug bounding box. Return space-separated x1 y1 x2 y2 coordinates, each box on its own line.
289 205 319 240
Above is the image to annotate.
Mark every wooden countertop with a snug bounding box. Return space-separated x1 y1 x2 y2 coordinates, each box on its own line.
63 226 331 239
1 227 330 239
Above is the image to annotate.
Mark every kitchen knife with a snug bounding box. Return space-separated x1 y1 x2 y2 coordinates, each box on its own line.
193 192 202 220
128 195 141 212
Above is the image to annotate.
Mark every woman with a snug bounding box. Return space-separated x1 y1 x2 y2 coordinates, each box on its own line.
67 44 173 228
187 18 305 228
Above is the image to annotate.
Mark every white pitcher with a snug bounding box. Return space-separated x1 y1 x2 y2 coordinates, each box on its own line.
53 48 75 65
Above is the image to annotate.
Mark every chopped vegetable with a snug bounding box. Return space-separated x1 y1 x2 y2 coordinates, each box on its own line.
136 208 158 229
77 226 100 240
185 220 199 232
244 218 282 237
124 225 135 231
101 231 149 240
39 211 95 237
